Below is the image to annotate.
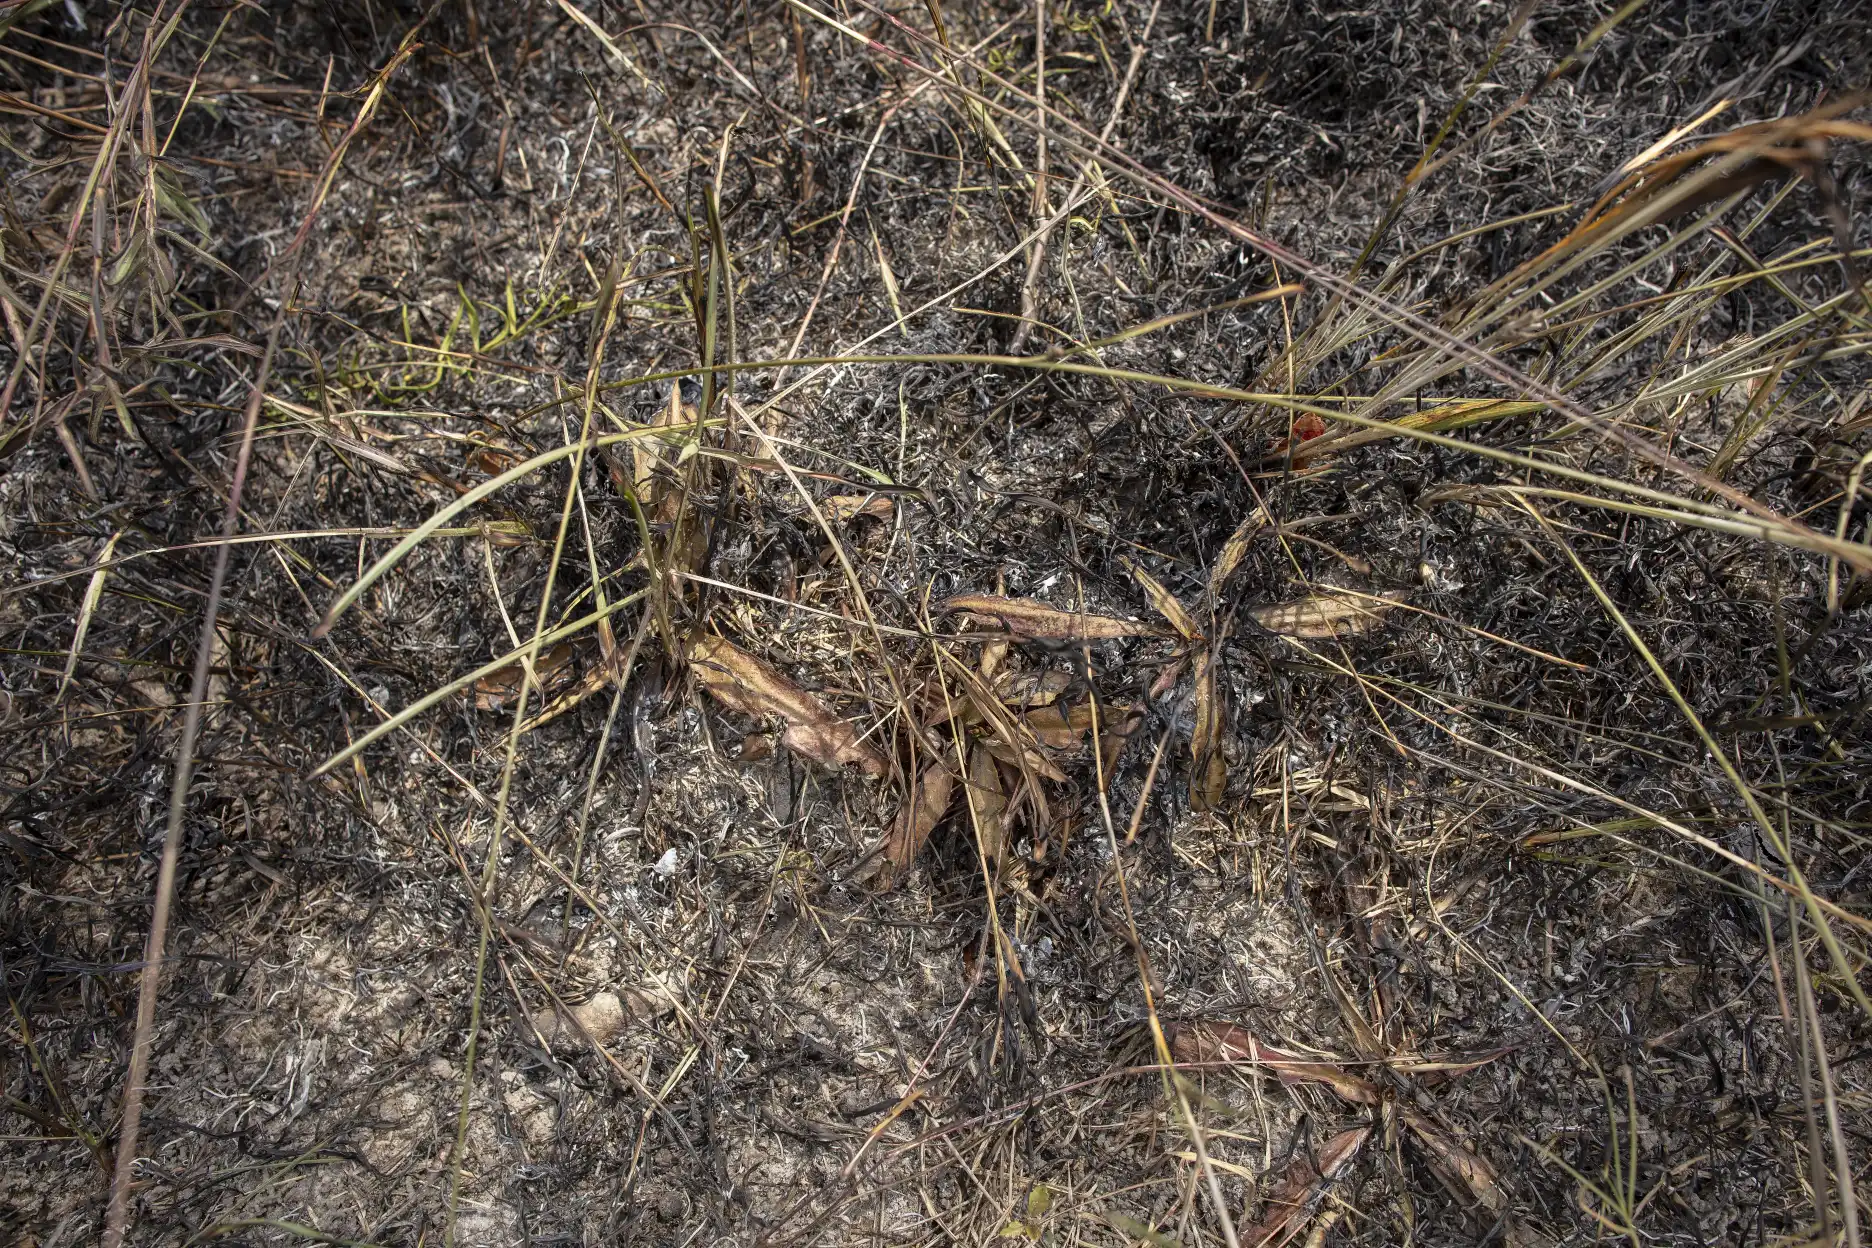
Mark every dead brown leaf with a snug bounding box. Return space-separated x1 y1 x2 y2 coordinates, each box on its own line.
1098 704 1145 781
1172 1024 1545 1243
1021 699 1096 749
1242 1126 1369 1248
978 633 1009 682
1395 1106 1508 1214
822 493 895 522
963 744 1008 863
1208 508 1269 603
1189 649 1225 810
1168 1021 1380 1104
882 760 956 875
942 594 1164 641
688 633 888 777
912 669 961 728
1192 749 1228 811
1148 658 1187 700
1398 1107 1553 1246
1250 590 1404 639
473 642 579 712
633 382 700 507
951 662 1070 783
976 732 1068 782
993 666 1075 708
1128 561 1202 641
465 442 525 475
1118 562 1225 807
518 662 616 732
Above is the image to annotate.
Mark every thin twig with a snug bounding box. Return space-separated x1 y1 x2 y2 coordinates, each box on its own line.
101 289 290 1248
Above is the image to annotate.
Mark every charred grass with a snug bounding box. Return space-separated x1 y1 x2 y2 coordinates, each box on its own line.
3 0 1871 1244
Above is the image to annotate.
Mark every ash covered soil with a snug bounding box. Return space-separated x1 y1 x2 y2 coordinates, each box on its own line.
3 1 1871 1245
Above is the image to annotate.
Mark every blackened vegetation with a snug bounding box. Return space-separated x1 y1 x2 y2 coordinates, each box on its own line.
2 1 1869 1245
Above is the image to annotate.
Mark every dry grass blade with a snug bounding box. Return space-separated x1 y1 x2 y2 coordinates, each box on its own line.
1250 590 1405 640
1519 499 1872 1019
1287 398 1547 465
632 351 1872 571
1079 648 1243 1248
1241 1126 1368 1248
1108 1213 1188 1248
688 632 888 777
310 592 645 778
550 0 653 88
1574 108 1872 246
310 425 698 640
941 593 1163 641
1391 1049 1517 1083
55 529 120 702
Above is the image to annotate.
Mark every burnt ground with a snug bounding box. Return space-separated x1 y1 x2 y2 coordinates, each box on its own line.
3 1 1872 1245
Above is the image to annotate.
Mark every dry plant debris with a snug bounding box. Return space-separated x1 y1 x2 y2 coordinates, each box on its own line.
1247 590 1406 639
2 1 1870 1246
688 632 888 778
1238 1125 1368 1248
941 593 1167 641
